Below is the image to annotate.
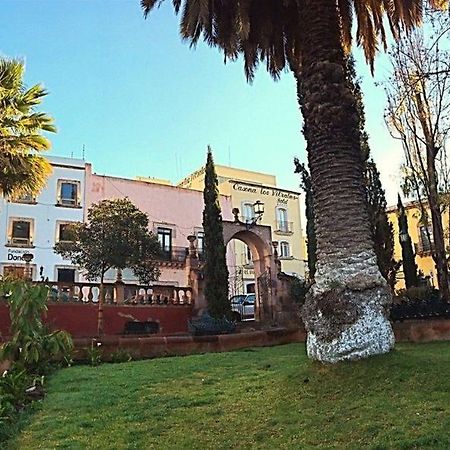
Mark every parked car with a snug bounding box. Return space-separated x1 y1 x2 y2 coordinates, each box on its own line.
230 293 256 322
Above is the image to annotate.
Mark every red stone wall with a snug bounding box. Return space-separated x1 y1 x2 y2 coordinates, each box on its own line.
0 302 193 339
0 303 9 338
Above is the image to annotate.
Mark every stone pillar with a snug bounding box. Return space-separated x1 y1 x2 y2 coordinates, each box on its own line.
186 235 206 315
114 268 125 304
272 241 282 274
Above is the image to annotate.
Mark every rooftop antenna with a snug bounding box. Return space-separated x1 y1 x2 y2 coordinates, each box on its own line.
82 144 86 160
71 151 74 158
175 152 180 180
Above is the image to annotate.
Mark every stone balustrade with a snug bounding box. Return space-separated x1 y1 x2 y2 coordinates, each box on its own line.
37 281 193 306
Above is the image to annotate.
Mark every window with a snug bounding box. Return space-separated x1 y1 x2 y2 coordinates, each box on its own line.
11 193 36 204
158 227 172 260
57 222 75 243
279 241 291 258
242 202 255 222
419 225 434 252
58 180 80 207
3 265 33 280
276 207 289 232
9 218 33 246
57 268 75 283
196 231 204 254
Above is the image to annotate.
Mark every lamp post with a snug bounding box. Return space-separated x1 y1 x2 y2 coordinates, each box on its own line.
246 200 265 229
22 252 34 281
399 231 409 243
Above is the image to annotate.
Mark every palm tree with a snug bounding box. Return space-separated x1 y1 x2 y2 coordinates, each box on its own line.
0 57 55 198
141 0 445 362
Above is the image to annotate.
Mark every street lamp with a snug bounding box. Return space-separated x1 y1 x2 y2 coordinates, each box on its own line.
245 201 265 230
253 200 264 220
22 252 34 281
399 231 409 243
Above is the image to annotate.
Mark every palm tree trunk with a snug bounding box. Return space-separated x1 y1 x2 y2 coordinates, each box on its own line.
294 0 394 362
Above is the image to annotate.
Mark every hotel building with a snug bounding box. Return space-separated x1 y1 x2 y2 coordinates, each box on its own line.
178 165 306 293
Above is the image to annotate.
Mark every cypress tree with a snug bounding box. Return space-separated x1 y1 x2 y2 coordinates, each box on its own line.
294 158 316 280
203 146 230 318
397 195 419 288
365 160 399 289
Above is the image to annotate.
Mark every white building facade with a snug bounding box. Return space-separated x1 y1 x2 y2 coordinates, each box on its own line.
0 156 87 282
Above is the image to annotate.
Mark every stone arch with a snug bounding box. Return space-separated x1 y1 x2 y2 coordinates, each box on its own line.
223 221 279 322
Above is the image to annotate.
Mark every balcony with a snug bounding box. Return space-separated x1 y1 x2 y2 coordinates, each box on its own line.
414 241 434 256
7 237 34 247
158 246 188 263
274 221 294 235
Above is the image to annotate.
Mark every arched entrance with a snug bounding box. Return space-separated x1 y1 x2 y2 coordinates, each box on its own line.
223 221 279 323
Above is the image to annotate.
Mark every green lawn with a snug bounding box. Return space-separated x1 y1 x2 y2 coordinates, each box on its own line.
8 342 450 449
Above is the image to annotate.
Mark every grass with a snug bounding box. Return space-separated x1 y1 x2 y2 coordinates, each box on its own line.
7 342 450 449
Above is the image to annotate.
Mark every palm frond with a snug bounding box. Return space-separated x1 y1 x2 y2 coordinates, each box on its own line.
0 56 55 196
141 0 448 78
0 152 52 197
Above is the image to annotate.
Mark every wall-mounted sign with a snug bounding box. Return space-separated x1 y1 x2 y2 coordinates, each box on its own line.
178 166 206 188
6 248 34 262
231 182 299 201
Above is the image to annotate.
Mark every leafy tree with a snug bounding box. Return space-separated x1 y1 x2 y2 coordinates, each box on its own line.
55 198 161 334
397 195 419 289
0 57 55 197
142 0 445 362
384 11 450 302
202 147 230 319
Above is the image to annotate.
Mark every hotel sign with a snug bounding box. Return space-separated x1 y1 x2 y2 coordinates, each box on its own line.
231 182 299 204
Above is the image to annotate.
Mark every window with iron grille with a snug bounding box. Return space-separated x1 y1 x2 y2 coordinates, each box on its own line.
242 202 255 222
419 225 433 252
280 241 290 258
276 207 289 232
158 227 172 259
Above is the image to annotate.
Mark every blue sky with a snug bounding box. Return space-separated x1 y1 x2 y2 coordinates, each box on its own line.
1 0 403 204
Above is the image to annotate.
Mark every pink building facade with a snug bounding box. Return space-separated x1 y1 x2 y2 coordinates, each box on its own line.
85 164 234 287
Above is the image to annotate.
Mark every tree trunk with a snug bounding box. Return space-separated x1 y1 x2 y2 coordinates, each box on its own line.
414 89 450 302
294 0 394 362
97 272 105 336
427 153 449 301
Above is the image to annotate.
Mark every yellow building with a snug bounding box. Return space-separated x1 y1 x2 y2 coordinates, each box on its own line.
387 201 449 289
178 165 306 293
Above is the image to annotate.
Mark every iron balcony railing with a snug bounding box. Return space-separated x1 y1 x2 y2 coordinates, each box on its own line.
158 246 189 263
414 241 434 256
275 221 294 234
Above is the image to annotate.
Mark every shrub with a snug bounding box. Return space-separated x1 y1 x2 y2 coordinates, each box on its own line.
290 278 310 306
0 280 73 374
395 286 440 303
110 348 133 364
0 279 74 445
85 340 103 366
